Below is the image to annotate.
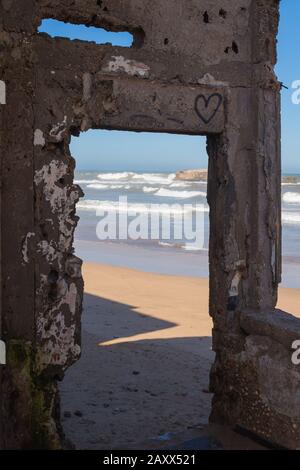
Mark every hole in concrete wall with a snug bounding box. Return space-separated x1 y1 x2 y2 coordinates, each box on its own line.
232 41 239 54
97 0 108 12
59 130 214 450
224 41 239 54
203 11 210 24
38 19 135 48
219 9 227 19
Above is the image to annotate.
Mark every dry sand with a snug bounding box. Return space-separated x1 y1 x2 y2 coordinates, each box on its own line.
60 263 300 449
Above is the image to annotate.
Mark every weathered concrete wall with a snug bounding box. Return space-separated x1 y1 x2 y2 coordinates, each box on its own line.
1 0 300 450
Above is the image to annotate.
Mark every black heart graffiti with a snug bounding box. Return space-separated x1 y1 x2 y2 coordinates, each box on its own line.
194 93 223 124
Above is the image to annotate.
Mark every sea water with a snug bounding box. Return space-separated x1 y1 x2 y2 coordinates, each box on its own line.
74 171 300 288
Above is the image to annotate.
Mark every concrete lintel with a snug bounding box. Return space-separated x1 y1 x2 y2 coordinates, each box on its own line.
90 76 226 134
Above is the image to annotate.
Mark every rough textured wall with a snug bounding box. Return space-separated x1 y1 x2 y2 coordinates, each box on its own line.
2 0 300 450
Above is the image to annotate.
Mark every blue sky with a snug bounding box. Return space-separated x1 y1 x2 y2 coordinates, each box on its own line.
276 0 300 174
40 3 300 173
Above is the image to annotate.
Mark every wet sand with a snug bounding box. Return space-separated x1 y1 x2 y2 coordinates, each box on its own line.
60 263 300 449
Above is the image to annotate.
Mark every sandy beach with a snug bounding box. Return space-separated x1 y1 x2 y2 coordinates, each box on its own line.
60 262 300 449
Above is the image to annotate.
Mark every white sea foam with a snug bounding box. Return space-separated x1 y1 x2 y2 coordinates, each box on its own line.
158 241 209 251
282 211 300 225
77 171 206 193
183 244 208 251
77 199 192 215
195 206 209 213
159 241 182 248
87 183 110 190
97 172 135 180
74 179 101 185
78 173 300 189
95 172 176 185
159 241 175 247
132 173 176 185
77 199 209 215
154 188 207 199
283 192 300 204
78 200 296 224
143 186 159 193
169 181 194 189
87 183 131 190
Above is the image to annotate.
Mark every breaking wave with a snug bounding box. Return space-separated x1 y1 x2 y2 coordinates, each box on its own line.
77 199 209 215
143 186 159 193
283 192 300 204
95 171 176 185
282 211 300 225
87 183 130 190
74 179 101 184
154 188 207 199
97 172 135 180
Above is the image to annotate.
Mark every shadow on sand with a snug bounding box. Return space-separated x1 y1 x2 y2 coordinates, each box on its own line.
60 293 214 450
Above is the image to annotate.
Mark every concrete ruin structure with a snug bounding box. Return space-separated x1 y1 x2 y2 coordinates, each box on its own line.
1 0 300 450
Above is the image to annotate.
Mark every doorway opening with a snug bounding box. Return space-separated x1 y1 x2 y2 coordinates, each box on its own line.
59 129 215 449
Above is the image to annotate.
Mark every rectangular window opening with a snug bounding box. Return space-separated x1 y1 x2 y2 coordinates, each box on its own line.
38 19 136 48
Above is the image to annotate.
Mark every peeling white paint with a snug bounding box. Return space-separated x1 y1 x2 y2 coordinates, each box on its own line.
49 115 67 142
0 340 6 365
37 240 57 263
34 160 82 257
34 161 68 209
34 129 46 147
22 232 35 264
0 80 6 105
66 282 78 316
228 260 245 297
82 72 92 102
198 73 228 87
36 280 81 368
229 271 242 297
71 344 81 357
102 56 150 78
